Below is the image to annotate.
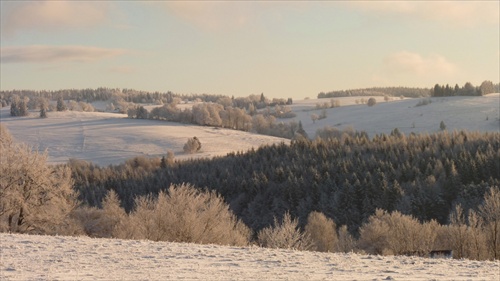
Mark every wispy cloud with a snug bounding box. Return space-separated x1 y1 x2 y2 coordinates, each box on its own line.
149 1 307 32
383 51 456 76
345 1 499 27
155 1 253 32
372 51 458 86
1 1 110 37
1 45 126 64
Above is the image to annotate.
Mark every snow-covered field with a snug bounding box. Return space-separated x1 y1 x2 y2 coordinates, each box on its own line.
1 94 498 166
1 233 498 281
286 94 500 137
0 109 289 166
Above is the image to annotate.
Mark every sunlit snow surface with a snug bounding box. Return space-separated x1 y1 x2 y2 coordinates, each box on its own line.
0 109 289 166
1 233 499 281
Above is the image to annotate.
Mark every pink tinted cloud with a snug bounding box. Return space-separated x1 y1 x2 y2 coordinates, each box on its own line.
1 45 126 64
345 1 499 27
2 1 110 36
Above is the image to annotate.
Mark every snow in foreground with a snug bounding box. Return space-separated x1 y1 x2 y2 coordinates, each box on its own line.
1 233 498 281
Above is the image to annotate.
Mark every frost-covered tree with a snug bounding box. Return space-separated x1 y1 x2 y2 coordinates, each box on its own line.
9 95 29 117
479 80 495 96
311 114 319 124
336 225 356 253
129 184 250 246
136 106 149 119
56 96 67 111
367 97 377 107
304 211 337 252
183 137 201 154
258 212 313 250
39 98 49 118
0 125 78 234
478 187 500 259
10 95 20 116
358 209 438 256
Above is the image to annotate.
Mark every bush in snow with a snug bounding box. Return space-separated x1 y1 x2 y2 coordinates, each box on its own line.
358 209 438 256
258 212 313 251
367 97 377 107
128 183 251 246
304 211 338 252
183 137 201 154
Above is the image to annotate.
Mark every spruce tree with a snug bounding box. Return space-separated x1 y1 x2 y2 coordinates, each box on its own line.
57 97 67 111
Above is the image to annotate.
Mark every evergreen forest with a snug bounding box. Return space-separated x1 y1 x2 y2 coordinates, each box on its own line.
71 130 499 236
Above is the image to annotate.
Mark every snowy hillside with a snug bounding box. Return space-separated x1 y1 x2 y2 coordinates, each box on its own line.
0 94 498 166
1 233 498 281
0 108 289 166
286 94 500 137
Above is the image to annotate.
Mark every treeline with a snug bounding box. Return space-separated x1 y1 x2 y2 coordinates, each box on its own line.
431 81 498 97
70 130 499 234
1 88 292 113
318 87 430 99
129 101 303 139
0 88 174 106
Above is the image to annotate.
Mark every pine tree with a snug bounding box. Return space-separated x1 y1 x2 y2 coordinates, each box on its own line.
18 99 28 116
40 107 47 118
440 121 447 131
56 97 67 111
39 98 48 118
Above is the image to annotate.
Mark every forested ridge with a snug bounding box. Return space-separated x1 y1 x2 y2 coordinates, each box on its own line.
71 130 500 234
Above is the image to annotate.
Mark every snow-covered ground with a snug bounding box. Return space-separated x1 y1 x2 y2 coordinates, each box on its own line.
0 109 289 166
1 233 498 281
286 94 500 137
1 94 498 166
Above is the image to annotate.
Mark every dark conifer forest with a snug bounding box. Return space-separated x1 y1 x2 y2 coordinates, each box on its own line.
71 130 500 235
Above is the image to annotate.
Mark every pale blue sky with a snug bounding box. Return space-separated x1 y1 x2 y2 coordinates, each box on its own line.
1 1 498 99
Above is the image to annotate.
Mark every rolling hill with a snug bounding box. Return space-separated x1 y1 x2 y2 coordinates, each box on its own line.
1 94 498 166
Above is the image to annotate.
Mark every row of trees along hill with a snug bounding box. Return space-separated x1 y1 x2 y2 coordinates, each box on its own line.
431 81 498 97
70 130 499 239
318 87 431 99
1 88 292 115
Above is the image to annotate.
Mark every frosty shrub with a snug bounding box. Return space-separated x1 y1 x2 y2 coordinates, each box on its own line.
336 225 356 253
71 190 128 238
304 211 338 252
478 187 500 260
257 212 313 251
0 124 79 235
129 183 251 246
183 137 201 154
358 209 438 256
447 204 471 259
367 97 377 107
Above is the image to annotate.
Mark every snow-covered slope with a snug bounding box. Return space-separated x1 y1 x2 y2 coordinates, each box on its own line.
287 94 500 137
0 109 288 166
1 233 498 281
1 94 498 166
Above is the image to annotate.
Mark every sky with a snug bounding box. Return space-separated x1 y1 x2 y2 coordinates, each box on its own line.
1 1 499 99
